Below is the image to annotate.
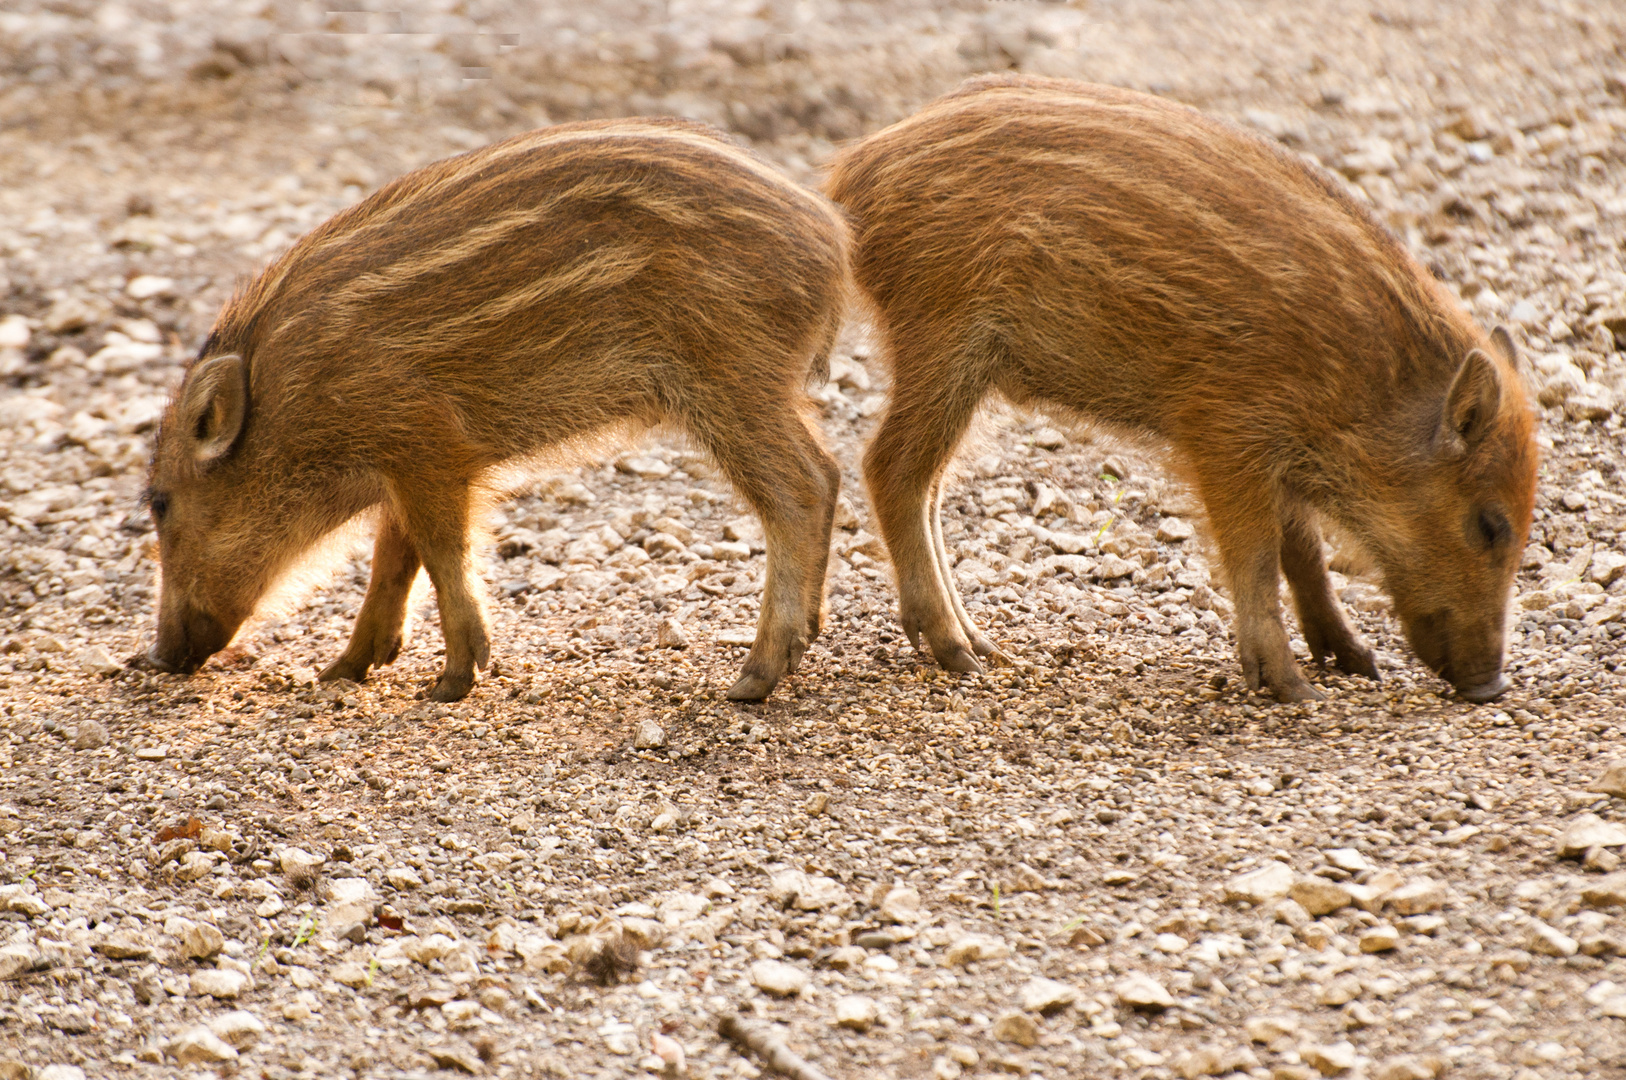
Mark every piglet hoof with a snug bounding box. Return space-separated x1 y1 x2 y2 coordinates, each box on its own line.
319 657 369 684
1271 678 1325 704
969 632 1002 658
932 642 985 675
427 671 475 702
726 671 778 702
1334 644 1381 681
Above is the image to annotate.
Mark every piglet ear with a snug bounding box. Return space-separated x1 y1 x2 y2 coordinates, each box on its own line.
1488 325 1518 367
1440 347 1502 454
179 354 248 465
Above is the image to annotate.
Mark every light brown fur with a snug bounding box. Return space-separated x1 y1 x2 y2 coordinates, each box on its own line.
826 75 1538 703
146 118 849 703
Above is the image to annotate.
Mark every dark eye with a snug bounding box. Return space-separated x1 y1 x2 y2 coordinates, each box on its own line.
149 493 170 522
1476 508 1510 550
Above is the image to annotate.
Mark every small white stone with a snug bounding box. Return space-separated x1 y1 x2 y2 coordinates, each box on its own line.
834 994 879 1031
125 274 177 300
943 934 1011 966
208 1009 266 1050
190 968 248 999
1359 924 1400 953
180 921 225 960
77 644 121 676
1323 848 1371 873
879 886 927 924
0 314 30 349
277 846 325 877
1245 1014 1299 1044
749 959 809 997
1155 517 1194 542
1019 976 1078 1014
1114 973 1174 1011
1303 1040 1358 1076
1385 878 1449 915
1224 861 1295 905
1528 920 1579 957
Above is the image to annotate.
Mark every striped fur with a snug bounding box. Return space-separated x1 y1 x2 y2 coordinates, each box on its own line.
826 75 1538 703
147 118 850 703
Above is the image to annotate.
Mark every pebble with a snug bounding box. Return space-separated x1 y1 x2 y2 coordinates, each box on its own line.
1385 878 1448 915
991 1011 1039 1047
71 719 109 750
1527 920 1579 957
749 959 809 997
179 920 225 960
1225 861 1296 905
1245 1014 1299 1045
1316 974 1364 1006
76 644 121 676
1019 976 1078 1015
190 968 248 999
879 886 927 924
834 994 879 1031
1359 923 1400 953
427 1043 483 1074
208 1010 266 1050
1581 874 1626 908
125 274 176 299
168 1025 238 1064
1114 973 1174 1011
1155 516 1194 542
1324 848 1372 874
0 944 37 981
1559 814 1626 859
1373 1056 1444 1080
633 719 667 750
766 870 848 911
1302 1041 1357 1076
655 617 688 649
1591 762 1626 800
36 1069 85 1080
1290 876 1354 916
278 846 326 878
944 934 1011 966
386 866 424 890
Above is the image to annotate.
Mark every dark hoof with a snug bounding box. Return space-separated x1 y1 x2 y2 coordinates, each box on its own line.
1334 645 1381 680
319 658 368 683
1455 672 1510 703
969 632 1001 658
428 672 474 702
1272 679 1325 704
933 643 985 675
726 673 777 701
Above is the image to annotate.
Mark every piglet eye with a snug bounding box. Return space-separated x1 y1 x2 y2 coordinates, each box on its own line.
150 493 170 521
1476 509 1510 550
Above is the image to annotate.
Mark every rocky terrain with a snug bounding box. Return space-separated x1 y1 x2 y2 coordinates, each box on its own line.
2 1 1626 1078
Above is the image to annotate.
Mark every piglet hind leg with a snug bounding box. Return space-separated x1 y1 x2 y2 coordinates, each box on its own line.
929 475 1004 662
1278 506 1380 680
1201 480 1323 703
695 401 840 702
863 354 991 675
397 485 490 703
321 509 422 684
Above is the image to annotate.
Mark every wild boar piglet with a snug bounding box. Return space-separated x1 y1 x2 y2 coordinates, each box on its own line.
825 75 1538 703
146 118 848 703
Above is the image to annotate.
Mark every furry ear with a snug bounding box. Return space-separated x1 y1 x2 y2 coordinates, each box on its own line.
1488 325 1518 367
179 354 248 465
1440 348 1502 454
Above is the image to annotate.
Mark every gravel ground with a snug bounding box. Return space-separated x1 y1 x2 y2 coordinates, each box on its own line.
3 2 1626 1079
